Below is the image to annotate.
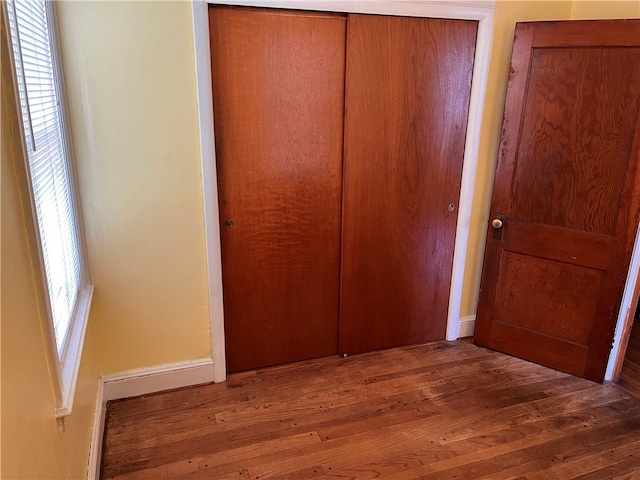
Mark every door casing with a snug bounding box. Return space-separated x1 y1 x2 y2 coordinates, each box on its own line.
606 226 640 380
192 0 497 381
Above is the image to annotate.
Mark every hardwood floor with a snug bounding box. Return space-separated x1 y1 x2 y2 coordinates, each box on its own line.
101 341 640 480
619 319 640 399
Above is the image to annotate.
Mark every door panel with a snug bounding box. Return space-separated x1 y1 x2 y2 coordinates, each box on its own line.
339 14 478 356
474 20 640 382
493 252 604 344
511 48 637 235
209 7 346 372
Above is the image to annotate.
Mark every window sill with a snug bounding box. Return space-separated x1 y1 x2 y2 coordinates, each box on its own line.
56 285 94 418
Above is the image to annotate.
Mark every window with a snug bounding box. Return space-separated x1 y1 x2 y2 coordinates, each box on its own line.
5 0 93 417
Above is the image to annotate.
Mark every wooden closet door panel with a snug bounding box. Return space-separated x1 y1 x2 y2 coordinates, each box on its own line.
340 14 477 355
209 7 346 372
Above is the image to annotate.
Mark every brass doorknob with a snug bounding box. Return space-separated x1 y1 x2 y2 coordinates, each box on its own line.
491 218 503 229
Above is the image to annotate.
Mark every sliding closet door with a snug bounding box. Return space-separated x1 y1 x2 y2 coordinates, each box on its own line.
210 7 346 372
340 14 477 356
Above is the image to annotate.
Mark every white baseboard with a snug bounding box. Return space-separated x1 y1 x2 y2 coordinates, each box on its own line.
101 358 215 401
87 357 216 479
458 315 476 338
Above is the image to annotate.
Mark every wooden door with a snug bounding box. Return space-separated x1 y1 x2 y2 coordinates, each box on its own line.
474 20 640 382
339 14 478 356
209 7 346 372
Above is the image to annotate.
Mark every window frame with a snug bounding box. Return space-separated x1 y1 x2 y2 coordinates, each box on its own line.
3 0 93 418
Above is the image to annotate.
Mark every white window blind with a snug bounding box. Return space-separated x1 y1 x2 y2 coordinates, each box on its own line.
6 0 82 357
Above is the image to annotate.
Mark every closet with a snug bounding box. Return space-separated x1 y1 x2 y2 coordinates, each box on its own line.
209 6 477 373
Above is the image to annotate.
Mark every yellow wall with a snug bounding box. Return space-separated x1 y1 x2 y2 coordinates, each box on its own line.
571 0 640 19
1 54 99 480
55 1 212 374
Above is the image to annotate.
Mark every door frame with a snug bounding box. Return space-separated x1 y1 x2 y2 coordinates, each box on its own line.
605 225 640 381
191 0 496 382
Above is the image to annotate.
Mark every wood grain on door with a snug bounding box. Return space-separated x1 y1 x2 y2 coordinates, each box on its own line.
339 14 478 356
475 20 640 382
210 7 346 372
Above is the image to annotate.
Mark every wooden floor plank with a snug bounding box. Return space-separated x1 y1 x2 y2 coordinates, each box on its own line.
101 341 640 479
612 469 640 480
620 319 640 399
321 402 640 480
